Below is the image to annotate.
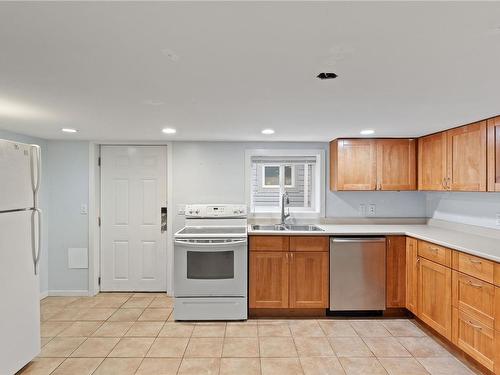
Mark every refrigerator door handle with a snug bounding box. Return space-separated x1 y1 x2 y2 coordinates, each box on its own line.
30 145 41 203
31 208 42 275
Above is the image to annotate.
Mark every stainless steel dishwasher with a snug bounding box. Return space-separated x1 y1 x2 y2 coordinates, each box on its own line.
330 237 386 311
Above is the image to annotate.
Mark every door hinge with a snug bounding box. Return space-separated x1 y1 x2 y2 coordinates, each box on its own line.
98 216 101 227
98 157 101 167
98 276 101 286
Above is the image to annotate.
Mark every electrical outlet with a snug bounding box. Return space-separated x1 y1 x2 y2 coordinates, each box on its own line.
359 204 366 217
80 204 88 215
368 204 376 216
496 213 500 226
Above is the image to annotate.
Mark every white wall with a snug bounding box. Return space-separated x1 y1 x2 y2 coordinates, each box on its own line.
46 141 90 293
172 142 427 232
0 130 49 296
426 192 500 229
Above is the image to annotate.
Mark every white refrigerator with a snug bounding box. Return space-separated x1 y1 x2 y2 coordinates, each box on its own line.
0 139 42 374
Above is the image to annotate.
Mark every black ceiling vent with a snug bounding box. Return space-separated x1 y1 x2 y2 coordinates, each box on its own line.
317 72 338 80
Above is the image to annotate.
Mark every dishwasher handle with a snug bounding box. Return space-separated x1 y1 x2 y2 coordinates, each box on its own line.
331 237 386 243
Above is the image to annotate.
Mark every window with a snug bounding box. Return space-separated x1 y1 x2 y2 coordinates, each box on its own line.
245 149 325 216
262 165 295 188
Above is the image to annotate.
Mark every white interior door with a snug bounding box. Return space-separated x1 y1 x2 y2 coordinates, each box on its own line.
101 146 167 291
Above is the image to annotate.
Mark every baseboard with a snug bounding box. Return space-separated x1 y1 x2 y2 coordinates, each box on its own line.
48 290 91 297
39 291 49 300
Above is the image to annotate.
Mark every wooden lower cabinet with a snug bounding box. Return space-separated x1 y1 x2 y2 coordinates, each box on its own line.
418 257 452 340
249 235 329 311
452 308 495 371
249 251 289 308
405 237 418 314
289 251 329 308
386 236 406 308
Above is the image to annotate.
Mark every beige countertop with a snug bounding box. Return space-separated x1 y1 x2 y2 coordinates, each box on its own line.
248 223 500 263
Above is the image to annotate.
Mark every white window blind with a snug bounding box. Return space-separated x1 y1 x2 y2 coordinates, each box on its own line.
250 155 317 213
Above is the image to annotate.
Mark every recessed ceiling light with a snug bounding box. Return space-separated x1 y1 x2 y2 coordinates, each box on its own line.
143 99 164 106
317 72 338 80
161 48 180 62
261 129 275 135
162 127 177 134
360 129 375 135
61 128 78 133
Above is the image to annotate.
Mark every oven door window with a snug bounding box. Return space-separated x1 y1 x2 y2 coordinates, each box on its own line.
187 251 234 279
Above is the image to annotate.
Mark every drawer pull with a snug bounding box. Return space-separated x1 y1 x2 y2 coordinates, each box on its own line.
429 247 439 252
467 281 482 288
468 258 482 264
467 321 482 330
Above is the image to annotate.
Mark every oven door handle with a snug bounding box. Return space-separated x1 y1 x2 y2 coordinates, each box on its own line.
174 239 247 247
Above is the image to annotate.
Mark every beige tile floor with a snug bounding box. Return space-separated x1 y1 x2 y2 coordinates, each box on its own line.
17 293 483 375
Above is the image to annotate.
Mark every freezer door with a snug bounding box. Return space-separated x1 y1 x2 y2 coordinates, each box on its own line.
0 210 40 374
0 140 35 211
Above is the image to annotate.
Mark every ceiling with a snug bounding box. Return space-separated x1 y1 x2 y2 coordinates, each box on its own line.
0 1 499 141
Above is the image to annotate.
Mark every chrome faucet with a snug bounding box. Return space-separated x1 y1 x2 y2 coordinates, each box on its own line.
280 191 290 225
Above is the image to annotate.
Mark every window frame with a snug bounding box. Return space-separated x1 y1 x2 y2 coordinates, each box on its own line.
245 149 325 219
261 164 295 189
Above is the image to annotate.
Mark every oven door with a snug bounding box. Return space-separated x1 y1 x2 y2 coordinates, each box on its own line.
174 238 247 297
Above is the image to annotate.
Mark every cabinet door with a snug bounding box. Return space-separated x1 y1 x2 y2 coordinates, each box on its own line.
418 132 447 191
452 308 495 371
334 139 377 190
289 251 329 308
249 251 289 308
487 116 500 192
386 236 406 308
447 121 487 191
376 139 416 190
418 258 452 339
405 237 418 314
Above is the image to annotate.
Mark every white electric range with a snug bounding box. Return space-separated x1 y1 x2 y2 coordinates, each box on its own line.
173 204 248 321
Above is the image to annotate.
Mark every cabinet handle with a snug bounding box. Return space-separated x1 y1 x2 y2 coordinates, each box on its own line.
429 247 439 252
442 178 447 189
467 281 482 288
447 177 451 190
467 321 482 330
290 253 294 261
416 257 420 263
285 253 289 263
468 258 482 264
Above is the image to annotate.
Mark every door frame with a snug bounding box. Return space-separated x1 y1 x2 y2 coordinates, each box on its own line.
88 141 174 296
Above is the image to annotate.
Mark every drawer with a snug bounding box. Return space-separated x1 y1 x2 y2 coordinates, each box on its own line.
417 240 451 267
457 252 494 284
452 308 495 371
452 271 495 327
289 236 329 252
249 236 289 252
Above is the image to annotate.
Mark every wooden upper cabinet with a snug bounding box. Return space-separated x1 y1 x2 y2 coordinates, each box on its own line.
330 139 376 191
330 138 415 191
487 116 500 191
377 139 416 190
418 132 447 191
446 121 487 191
289 251 329 308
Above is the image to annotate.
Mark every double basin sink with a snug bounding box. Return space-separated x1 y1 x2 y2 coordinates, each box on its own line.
251 224 324 232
